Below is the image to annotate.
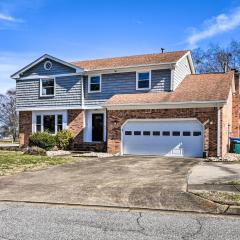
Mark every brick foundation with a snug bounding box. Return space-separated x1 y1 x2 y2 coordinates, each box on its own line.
107 108 220 157
19 111 32 147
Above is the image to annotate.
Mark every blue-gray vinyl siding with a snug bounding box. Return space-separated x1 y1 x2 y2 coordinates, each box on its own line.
16 76 82 109
22 58 76 77
84 69 171 106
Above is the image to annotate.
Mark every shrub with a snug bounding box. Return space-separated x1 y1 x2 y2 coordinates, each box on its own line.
29 132 56 150
56 130 73 150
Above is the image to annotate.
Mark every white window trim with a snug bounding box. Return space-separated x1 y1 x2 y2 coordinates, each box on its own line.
88 75 102 93
136 71 151 90
44 60 53 71
40 78 56 97
32 111 67 135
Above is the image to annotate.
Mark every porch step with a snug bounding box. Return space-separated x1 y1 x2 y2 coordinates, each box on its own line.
71 142 107 152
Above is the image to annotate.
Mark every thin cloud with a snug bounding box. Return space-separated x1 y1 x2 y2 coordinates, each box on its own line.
0 13 22 22
186 7 240 48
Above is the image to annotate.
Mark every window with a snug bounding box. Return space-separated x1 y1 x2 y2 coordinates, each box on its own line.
193 131 202 136
36 115 41 132
44 60 52 70
172 131 180 136
40 79 55 96
89 76 101 92
125 131 132 135
162 131 170 136
153 131 160 136
57 115 63 131
143 131 151 136
43 115 55 134
34 112 65 135
183 131 191 136
136 72 150 90
134 131 141 136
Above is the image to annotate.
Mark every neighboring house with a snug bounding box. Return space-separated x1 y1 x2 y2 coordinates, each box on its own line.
11 50 239 158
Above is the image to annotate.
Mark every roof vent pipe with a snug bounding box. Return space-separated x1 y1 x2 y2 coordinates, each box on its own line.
161 48 165 53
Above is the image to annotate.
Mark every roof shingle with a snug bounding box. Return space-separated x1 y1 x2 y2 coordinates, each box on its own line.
71 50 188 71
106 71 234 105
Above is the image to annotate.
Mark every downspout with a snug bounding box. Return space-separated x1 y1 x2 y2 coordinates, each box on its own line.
217 107 221 158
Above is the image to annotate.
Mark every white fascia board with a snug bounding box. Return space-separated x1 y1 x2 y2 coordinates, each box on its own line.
83 62 177 75
17 72 83 80
17 105 105 112
105 100 226 110
17 105 83 112
11 54 84 79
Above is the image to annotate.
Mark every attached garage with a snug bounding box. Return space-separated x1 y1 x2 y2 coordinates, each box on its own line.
122 119 204 157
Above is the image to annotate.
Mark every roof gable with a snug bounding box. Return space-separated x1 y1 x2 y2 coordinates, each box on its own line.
11 54 83 79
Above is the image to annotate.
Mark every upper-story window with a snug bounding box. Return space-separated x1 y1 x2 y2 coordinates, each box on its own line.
136 71 151 90
40 78 55 97
88 75 101 93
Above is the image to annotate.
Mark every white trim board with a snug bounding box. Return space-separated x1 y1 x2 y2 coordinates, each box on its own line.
105 100 226 110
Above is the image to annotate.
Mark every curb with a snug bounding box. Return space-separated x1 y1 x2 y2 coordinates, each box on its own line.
225 206 240 215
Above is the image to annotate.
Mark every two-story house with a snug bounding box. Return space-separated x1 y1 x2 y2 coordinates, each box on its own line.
11 50 239 158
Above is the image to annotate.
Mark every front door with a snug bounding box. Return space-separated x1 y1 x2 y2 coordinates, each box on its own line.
92 113 104 142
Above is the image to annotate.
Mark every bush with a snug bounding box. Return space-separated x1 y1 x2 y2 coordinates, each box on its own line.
29 132 56 150
56 130 73 150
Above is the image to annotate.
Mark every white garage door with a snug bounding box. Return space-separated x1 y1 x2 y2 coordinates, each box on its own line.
122 119 203 157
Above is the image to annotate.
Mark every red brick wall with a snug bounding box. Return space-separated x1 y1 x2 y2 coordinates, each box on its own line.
232 73 240 137
67 109 84 143
19 111 32 147
107 108 219 157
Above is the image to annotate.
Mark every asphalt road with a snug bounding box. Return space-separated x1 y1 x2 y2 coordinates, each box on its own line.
0 203 240 240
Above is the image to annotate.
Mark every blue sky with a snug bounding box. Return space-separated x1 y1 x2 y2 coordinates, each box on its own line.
1 0 240 93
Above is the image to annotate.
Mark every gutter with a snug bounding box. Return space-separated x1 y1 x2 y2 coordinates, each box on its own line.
104 100 226 110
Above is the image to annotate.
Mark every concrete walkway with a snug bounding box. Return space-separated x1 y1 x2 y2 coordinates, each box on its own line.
188 161 240 193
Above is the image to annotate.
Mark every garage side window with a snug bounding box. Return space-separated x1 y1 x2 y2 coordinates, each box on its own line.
162 131 170 136
125 131 132 135
134 131 141 136
153 131 160 136
172 131 180 136
183 131 191 136
193 131 202 136
143 131 151 136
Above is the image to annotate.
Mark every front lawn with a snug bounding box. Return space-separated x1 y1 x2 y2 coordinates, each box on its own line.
0 151 76 176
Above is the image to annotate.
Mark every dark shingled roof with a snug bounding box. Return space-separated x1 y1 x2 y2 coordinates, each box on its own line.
71 50 188 71
106 71 234 105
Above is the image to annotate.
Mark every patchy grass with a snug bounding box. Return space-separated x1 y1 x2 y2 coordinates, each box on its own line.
196 191 240 206
0 150 77 176
224 180 240 185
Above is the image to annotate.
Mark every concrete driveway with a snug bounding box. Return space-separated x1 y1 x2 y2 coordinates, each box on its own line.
0 156 226 213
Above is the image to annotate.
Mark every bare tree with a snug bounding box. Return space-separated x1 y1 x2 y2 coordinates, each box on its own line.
0 89 18 141
192 40 240 73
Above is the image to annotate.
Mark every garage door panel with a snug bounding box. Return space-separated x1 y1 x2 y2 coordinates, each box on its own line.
122 120 203 157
